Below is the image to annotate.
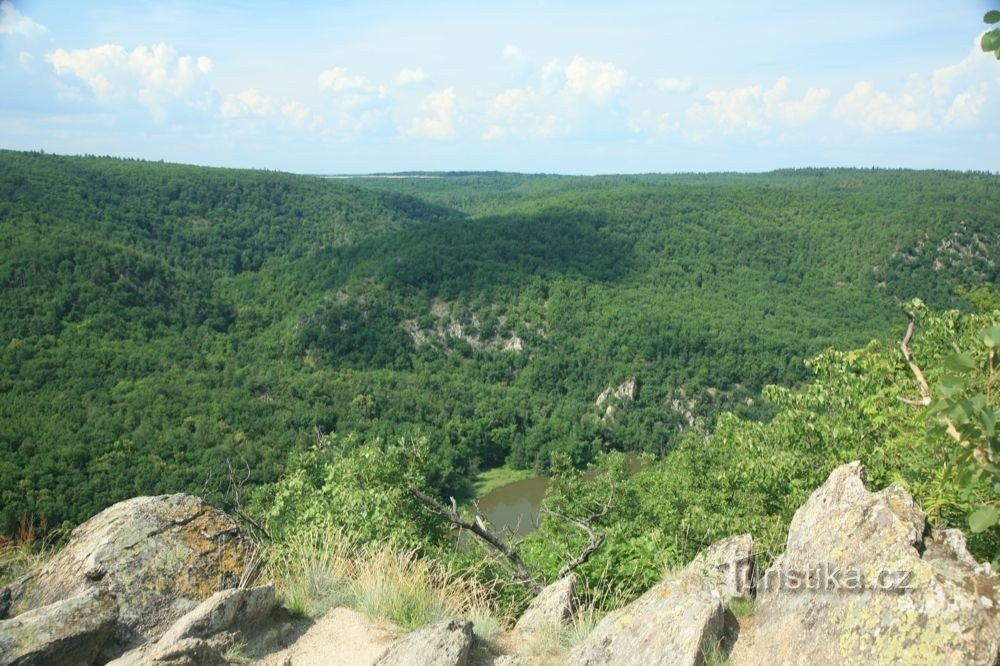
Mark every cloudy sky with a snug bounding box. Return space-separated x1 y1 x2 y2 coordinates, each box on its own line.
1 0 998 173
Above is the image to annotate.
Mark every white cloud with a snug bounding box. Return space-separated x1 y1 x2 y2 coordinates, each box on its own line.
318 67 385 95
943 92 985 128
282 100 314 128
0 1 46 37
220 89 275 118
502 44 526 62
562 56 629 104
45 43 215 122
491 87 535 116
407 88 456 139
317 67 388 111
17 51 32 67
655 77 694 94
395 67 425 86
687 76 829 135
832 81 928 132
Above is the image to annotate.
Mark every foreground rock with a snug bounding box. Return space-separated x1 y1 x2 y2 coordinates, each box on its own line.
568 535 753 665
690 533 755 602
0 588 117 666
110 584 275 665
512 574 577 638
375 619 475 666
4 494 254 659
731 461 1000 665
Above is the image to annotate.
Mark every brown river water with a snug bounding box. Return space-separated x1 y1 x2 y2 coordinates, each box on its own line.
472 454 643 536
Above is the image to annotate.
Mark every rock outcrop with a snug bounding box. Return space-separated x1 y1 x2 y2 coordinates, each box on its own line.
4 494 255 659
730 461 1000 665
690 533 755 602
512 574 577 638
567 535 752 665
109 584 275 665
375 619 475 666
0 588 117 666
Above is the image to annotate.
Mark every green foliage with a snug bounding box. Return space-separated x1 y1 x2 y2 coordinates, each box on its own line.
523 303 999 600
0 151 997 539
984 10 1000 59
252 435 448 549
927 325 999 540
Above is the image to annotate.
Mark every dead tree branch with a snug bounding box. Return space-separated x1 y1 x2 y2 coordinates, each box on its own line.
896 306 963 444
897 305 932 407
541 501 610 579
408 487 543 595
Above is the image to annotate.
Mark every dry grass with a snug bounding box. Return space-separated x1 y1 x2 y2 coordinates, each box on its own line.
264 528 504 638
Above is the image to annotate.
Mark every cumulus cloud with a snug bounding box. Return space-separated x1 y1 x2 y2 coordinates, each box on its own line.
45 43 215 122
561 56 629 104
502 44 527 62
281 100 314 128
317 66 388 111
832 37 998 134
395 67 425 86
0 1 46 37
407 88 457 139
220 89 275 118
491 87 536 116
687 76 829 135
655 77 694 94
832 82 928 132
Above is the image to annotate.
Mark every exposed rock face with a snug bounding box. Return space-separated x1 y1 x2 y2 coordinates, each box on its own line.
690 533 755 602
513 574 577 637
731 461 1000 665
6 494 254 658
375 619 475 666
566 534 753 665
568 553 730 665
110 584 275 666
0 588 117 666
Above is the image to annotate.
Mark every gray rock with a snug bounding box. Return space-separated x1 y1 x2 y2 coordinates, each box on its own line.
375 619 475 666
731 461 1000 665
690 533 755 602
568 565 725 665
109 584 274 666
0 588 117 666
512 574 577 637
7 494 255 659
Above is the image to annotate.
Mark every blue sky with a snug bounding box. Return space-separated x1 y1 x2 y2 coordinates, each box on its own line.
1 0 998 173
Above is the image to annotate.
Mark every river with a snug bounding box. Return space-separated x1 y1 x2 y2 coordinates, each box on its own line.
472 454 644 536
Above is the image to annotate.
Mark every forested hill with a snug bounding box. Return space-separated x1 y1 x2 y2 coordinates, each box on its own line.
1 149 997 533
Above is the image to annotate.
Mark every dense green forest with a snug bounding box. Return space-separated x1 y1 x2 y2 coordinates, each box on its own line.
1 149 997 537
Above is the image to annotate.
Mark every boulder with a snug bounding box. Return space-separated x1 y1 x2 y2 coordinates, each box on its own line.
109 584 275 665
512 574 577 637
731 461 1000 665
6 494 254 659
567 559 726 665
375 619 475 666
690 533 755 602
0 588 117 666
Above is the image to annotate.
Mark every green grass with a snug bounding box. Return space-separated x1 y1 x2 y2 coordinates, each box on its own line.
727 597 757 618
470 465 537 498
264 527 506 637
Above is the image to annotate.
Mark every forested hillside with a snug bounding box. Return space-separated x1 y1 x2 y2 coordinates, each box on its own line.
1 150 997 534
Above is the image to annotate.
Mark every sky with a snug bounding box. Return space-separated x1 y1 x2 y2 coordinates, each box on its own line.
0 0 998 174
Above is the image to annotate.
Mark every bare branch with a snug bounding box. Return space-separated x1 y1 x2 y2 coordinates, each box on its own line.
541 501 609 579
896 305 964 445
408 487 543 595
897 305 932 407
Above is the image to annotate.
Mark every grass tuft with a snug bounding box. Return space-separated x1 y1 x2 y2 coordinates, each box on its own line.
264 527 504 636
